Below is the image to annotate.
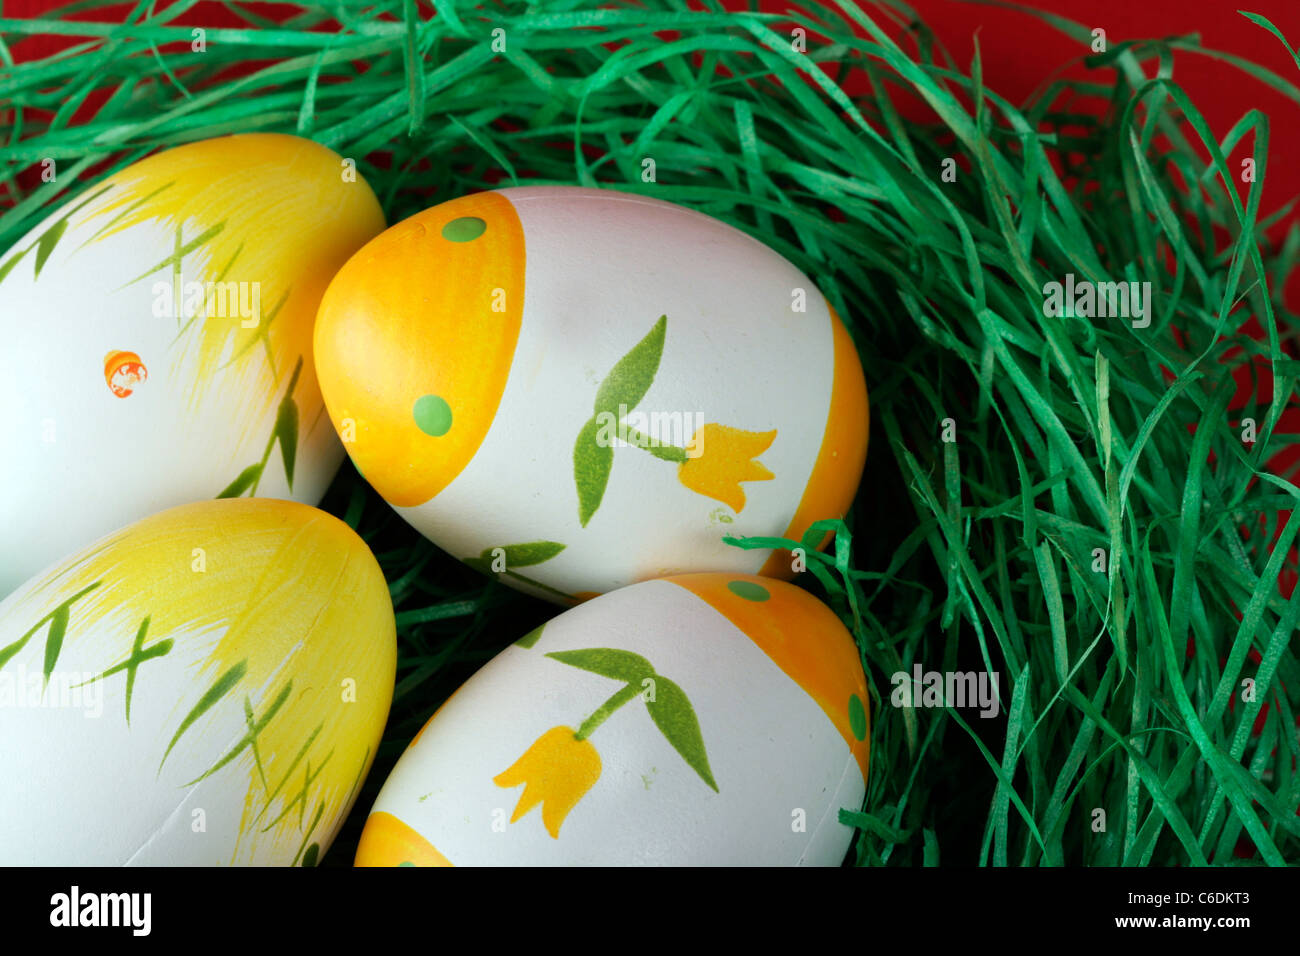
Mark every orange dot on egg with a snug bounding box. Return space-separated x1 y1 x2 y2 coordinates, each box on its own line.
104 350 148 398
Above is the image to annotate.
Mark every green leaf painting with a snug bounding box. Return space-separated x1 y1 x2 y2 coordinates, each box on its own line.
573 315 669 526
216 355 303 498
41 605 70 689
255 722 325 826
0 183 112 289
547 646 719 793
515 624 546 649
73 615 174 724
292 801 326 865
123 220 227 290
160 659 248 771
187 681 294 787
496 541 566 567
644 675 718 792
262 746 333 829
0 581 101 675
0 246 27 285
546 647 654 683
275 396 299 490
216 463 263 499
33 218 68 278
462 542 572 602
574 415 613 527
593 314 666 418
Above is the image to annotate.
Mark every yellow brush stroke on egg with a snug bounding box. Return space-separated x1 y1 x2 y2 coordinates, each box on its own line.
71 133 385 431
761 305 869 578
8 498 395 864
668 573 870 782
314 191 525 508
355 812 453 867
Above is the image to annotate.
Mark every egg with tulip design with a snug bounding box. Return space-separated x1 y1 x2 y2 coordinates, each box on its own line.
354 573 870 866
313 186 869 603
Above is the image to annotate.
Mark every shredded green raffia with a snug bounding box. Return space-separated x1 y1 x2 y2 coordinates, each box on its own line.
3 0 1299 867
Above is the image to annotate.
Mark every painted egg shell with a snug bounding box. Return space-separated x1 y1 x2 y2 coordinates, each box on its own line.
0 133 386 596
354 573 869 866
0 498 396 865
314 186 868 604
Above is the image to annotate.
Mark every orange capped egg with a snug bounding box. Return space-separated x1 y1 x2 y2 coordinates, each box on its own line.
314 192 525 507
314 186 869 604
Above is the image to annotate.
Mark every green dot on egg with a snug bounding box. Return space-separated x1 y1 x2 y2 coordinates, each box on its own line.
399 861 415 867
727 580 770 602
849 693 867 741
413 394 453 437
441 216 486 242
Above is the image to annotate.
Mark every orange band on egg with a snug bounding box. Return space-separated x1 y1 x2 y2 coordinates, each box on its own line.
355 812 454 867
760 304 869 579
669 573 870 782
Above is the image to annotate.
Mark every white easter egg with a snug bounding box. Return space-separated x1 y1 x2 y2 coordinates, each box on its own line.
354 573 869 866
314 187 869 604
0 498 396 865
0 133 386 596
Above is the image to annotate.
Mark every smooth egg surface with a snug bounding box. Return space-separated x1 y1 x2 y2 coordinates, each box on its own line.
0 133 386 596
0 498 396 865
314 187 868 603
354 573 869 866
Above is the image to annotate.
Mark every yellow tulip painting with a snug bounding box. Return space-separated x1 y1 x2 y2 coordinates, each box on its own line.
677 424 777 511
494 727 602 839
494 643 718 839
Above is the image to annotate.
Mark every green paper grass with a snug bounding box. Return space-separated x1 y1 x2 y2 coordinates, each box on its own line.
3 0 1300 867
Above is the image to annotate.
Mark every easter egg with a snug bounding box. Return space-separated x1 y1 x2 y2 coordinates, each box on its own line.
0 133 386 596
0 498 396 865
314 187 868 603
354 573 869 866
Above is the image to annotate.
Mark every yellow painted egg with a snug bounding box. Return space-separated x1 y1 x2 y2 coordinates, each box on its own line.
0 133 386 596
314 187 868 604
0 498 396 865
355 573 869 866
